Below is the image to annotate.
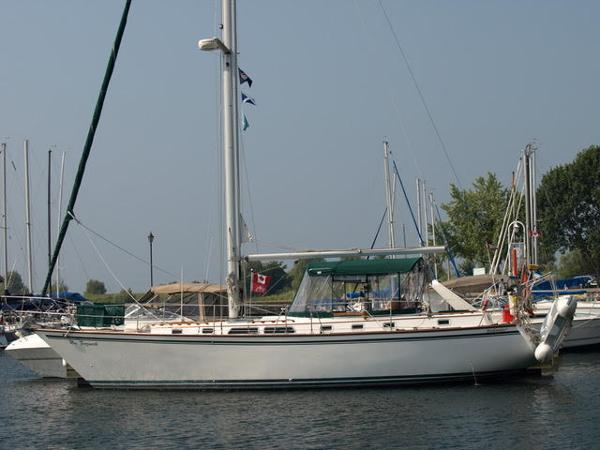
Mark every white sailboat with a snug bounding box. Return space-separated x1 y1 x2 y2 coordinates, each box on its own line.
36 0 574 389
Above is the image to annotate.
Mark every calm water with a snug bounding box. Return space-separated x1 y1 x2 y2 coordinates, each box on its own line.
1 349 600 450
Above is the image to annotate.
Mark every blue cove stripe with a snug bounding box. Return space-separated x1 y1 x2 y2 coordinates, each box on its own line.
42 328 520 346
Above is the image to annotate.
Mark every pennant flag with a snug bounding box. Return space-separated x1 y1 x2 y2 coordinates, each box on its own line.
239 68 253 87
242 113 250 131
251 272 272 295
241 92 256 106
240 214 255 243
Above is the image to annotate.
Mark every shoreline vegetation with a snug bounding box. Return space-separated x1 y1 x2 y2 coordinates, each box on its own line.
85 289 295 305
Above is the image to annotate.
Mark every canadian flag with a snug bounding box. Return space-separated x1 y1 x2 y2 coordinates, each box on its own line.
251 272 272 295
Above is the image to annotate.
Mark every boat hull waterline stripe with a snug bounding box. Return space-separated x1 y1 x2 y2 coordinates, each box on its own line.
88 370 538 389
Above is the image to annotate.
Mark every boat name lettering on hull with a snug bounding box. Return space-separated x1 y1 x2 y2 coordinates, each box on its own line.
69 339 98 347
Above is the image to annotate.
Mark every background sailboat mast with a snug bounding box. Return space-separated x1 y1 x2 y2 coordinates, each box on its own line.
47 149 52 271
56 152 66 295
41 0 132 296
2 143 7 289
383 141 396 249
24 139 33 294
222 0 241 318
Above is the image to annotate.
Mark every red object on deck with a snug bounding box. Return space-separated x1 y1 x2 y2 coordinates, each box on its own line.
502 304 514 323
511 248 518 277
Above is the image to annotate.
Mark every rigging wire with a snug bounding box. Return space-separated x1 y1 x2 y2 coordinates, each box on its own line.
352 0 424 179
390 158 423 245
201 0 222 285
77 217 143 305
369 207 388 250
377 0 463 190
67 212 177 278
5 151 27 261
66 232 91 282
239 137 259 254
433 201 461 277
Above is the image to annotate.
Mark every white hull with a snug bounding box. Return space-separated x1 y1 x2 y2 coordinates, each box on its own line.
37 322 538 389
5 334 77 378
563 316 600 348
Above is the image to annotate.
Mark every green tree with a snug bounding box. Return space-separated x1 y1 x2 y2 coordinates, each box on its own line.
537 145 600 277
557 249 590 279
287 258 324 292
440 173 509 274
85 279 107 295
3 271 26 295
118 288 134 301
50 280 69 294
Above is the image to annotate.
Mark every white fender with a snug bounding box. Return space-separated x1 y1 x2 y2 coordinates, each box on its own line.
534 296 577 363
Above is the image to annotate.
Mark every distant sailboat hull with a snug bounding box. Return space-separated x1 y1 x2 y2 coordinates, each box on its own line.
532 300 600 349
37 325 537 389
5 334 73 378
562 316 600 348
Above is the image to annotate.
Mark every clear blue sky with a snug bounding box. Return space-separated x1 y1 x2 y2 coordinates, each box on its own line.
1 1 598 293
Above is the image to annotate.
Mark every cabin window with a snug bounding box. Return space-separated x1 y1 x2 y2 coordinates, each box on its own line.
352 324 364 330
228 327 259 335
320 325 332 333
437 319 450 325
263 326 295 334
202 328 214 334
171 329 183 334
383 322 395 328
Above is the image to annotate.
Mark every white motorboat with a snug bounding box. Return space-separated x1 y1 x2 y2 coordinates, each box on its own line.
533 299 600 348
434 280 600 349
4 333 78 378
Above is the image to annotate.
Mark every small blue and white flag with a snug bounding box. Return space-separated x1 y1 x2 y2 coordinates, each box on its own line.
241 92 256 106
242 113 250 131
239 68 253 87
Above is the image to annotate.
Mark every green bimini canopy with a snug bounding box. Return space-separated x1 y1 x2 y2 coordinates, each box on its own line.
306 257 422 277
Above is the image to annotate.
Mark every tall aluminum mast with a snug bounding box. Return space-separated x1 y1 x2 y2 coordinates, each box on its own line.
198 0 242 319
222 0 241 318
